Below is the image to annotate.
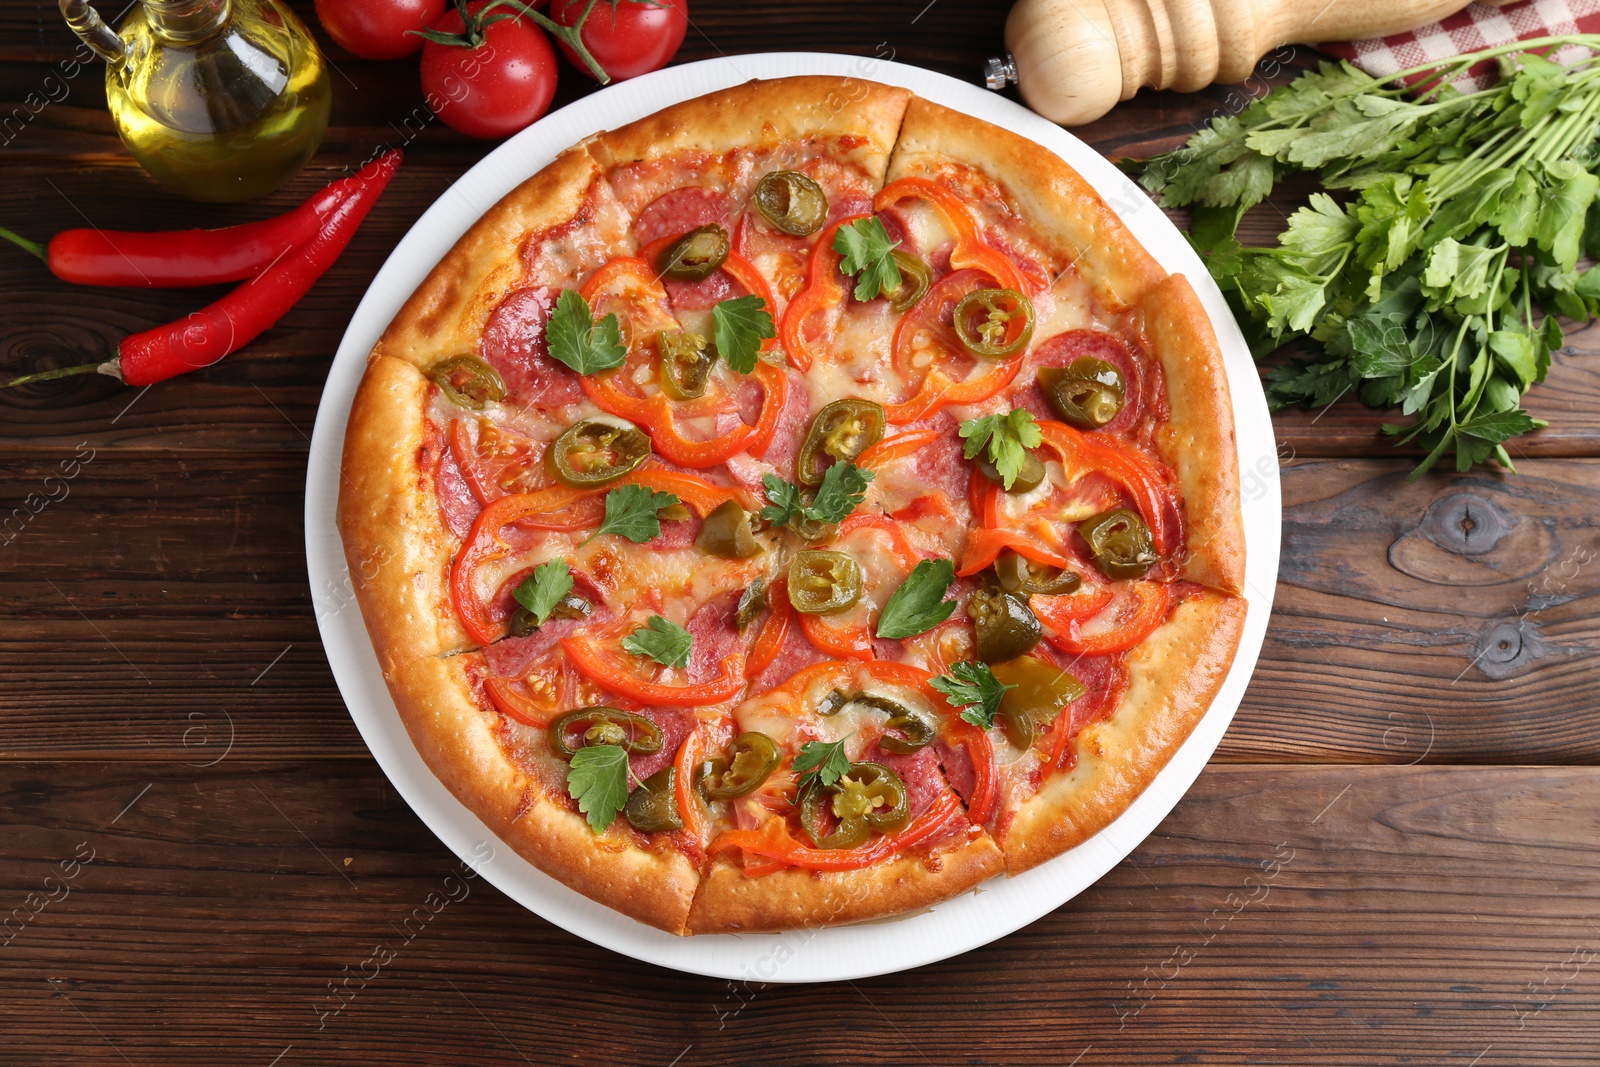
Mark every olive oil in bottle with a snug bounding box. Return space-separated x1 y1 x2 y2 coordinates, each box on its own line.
62 0 331 202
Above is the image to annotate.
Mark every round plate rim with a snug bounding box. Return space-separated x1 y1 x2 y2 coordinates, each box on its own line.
304 51 1282 983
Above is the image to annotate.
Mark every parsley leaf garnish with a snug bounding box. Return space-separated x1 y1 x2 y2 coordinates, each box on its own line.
760 463 875 530
511 559 575 627
875 558 957 639
808 461 875 524
621 615 693 669
833 216 903 301
759 472 805 528
930 661 1015 730
546 288 627 375
586 484 682 545
711 294 775 374
791 734 853 803
959 409 1043 490
566 744 632 833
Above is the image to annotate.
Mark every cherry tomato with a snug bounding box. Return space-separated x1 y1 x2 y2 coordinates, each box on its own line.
420 4 559 140
314 0 447 60
552 0 688 82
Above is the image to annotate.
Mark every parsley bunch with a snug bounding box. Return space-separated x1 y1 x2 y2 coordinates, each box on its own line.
1136 37 1600 476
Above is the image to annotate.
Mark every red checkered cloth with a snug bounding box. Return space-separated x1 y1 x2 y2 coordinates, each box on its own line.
1321 0 1600 91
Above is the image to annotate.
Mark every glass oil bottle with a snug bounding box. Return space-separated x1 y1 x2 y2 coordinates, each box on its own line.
60 0 332 202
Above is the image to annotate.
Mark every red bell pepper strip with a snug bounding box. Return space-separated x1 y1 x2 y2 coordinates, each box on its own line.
450 468 742 643
883 268 1028 424
744 576 793 681
1029 585 1117 625
0 164 376 288
673 726 708 841
1037 581 1171 656
957 527 1076 577
561 634 746 707
712 791 964 873
582 358 788 468
855 429 939 474
2 151 402 390
639 234 780 347
873 177 1029 295
778 215 867 372
942 718 998 828
1035 420 1177 555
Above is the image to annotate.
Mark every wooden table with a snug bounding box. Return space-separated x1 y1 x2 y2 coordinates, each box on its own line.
4 2 1598 1062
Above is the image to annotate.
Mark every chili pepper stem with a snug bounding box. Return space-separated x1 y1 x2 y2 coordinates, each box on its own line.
0 359 117 388
0 226 47 263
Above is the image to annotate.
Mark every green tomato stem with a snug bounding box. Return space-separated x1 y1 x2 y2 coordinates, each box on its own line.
485 0 612 84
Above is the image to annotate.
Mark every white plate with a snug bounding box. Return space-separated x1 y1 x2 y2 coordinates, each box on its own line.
305 52 1281 983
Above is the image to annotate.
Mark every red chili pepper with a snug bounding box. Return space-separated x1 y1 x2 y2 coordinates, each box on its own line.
1 150 401 390
0 163 382 288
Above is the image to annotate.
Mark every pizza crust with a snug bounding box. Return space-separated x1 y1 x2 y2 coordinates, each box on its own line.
337 354 473 674
372 146 606 372
386 654 701 934
585 75 911 183
1000 591 1247 874
885 96 1165 312
1141 274 1247 595
686 831 1003 934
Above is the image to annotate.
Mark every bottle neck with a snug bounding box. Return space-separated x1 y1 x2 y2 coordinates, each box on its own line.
143 0 232 45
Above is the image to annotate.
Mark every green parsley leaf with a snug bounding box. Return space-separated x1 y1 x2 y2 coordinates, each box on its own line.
875 559 957 639
546 288 627 375
760 465 874 530
959 409 1043 490
930 661 1015 731
791 735 852 802
621 615 693 669
759 472 805 528
590 484 681 544
807 461 874 524
511 559 575 627
711 294 775 374
566 744 631 833
832 216 902 301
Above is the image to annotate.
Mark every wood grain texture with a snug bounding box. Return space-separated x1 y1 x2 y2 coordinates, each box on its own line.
3 761 1597 1066
1 1 1596 1062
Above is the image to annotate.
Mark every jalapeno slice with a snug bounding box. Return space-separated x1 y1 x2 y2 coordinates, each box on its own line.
753 170 829 236
1078 508 1158 580
988 655 1086 749
700 732 781 800
656 331 714 400
968 587 1043 663
975 449 1046 494
509 591 591 637
787 512 839 545
859 695 935 754
799 761 911 848
547 418 651 488
816 688 849 716
994 551 1082 596
882 251 932 312
952 288 1035 359
624 767 683 833
657 224 731 281
547 707 664 760
787 550 864 615
1038 358 1126 429
696 499 764 559
734 577 769 632
796 398 887 487
429 355 506 410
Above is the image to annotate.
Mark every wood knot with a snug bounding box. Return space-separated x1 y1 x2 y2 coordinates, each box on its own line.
1472 619 1547 680
1419 493 1510 556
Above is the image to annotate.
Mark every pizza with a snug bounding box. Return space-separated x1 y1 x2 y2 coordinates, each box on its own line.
337 76 1246 935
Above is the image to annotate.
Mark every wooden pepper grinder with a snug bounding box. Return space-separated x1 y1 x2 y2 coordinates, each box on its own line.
986 0 1517 126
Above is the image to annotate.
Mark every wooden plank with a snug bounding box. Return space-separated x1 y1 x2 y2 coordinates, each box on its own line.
1 453 1596 763
1 761 1595 1065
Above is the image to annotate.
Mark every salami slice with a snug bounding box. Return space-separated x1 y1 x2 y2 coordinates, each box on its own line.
480 287 583 407
635 186 734 247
